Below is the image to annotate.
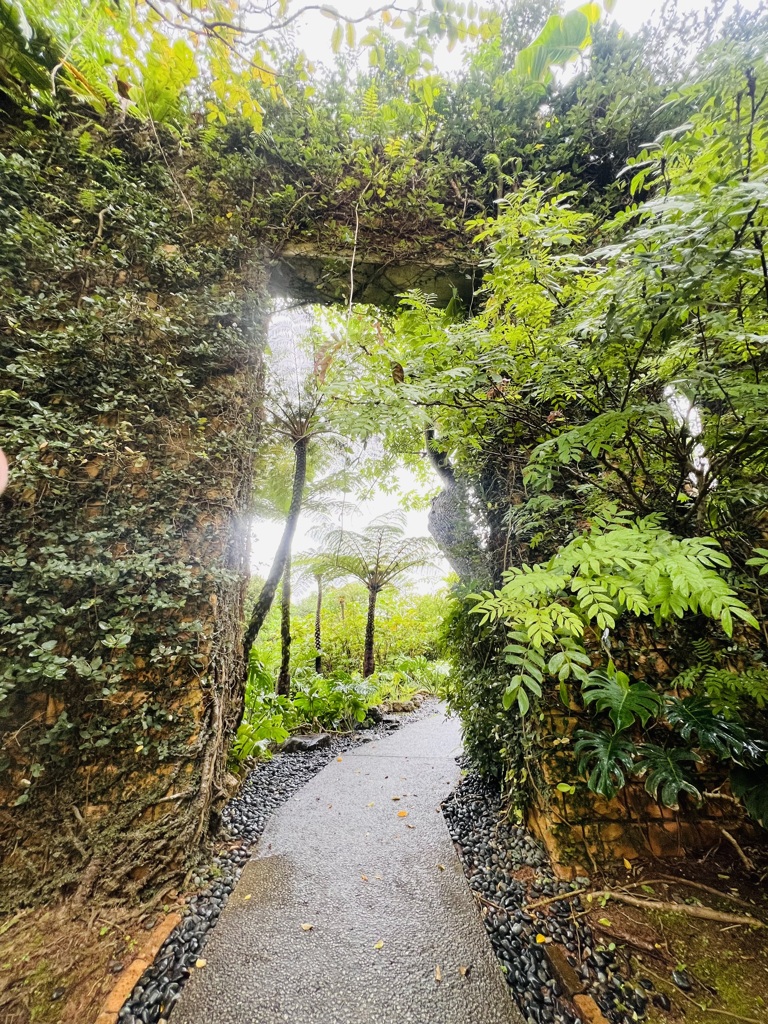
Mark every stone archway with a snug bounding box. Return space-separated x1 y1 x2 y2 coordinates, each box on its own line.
0 115 478 909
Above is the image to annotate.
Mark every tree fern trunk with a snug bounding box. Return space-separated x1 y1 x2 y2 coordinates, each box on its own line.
363 586 378 678
314 576 323 675
276 554 292 696
243 435 308 659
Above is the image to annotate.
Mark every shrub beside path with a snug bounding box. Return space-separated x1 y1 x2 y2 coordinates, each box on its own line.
174 707 522 1023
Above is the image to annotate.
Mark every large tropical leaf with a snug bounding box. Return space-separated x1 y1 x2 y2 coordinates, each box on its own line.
583 669 663 732
730 765 768 829
665 695 748 760
574 729 637 800
635 743 701 808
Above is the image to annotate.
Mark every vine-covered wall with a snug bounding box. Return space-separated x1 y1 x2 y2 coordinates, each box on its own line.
0 112 269 907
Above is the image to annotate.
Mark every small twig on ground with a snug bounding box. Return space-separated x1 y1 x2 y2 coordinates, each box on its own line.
592 920 657 953
656 875 763 913
597 891 764 928
471 892 507 915
720 828 756 872
525 887 589 911
526 885 765 927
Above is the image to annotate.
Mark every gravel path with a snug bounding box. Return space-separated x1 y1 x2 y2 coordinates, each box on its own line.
172 706 523 1024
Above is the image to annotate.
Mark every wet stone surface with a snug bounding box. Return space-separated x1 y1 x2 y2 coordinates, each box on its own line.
118 702 436 1024
444 770 652 1024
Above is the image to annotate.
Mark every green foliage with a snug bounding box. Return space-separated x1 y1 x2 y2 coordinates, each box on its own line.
730 765 768 829
583 668 664 733
574 729 636 800
665 696 750 761
635 744 702 808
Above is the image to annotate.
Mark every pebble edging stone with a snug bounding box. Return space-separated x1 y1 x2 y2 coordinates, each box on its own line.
445 770 666 1024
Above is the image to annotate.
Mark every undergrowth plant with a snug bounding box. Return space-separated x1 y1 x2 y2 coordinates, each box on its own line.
471 510 768 822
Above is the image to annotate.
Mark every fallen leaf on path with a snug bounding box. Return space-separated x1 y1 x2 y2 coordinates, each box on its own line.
391 796 401 801
623 858 632 871
598 918 611 927
367 802 375 807
361 874 368 882
535 934 551 944
435 965 442 982
374 873 383 880
243 894 252 901
405 824 415 829
459 965 471 978
195 958 207 968
397 810 408 818
437 864 445 871
374 940 384 950
337 757 343 762
300 923 314 932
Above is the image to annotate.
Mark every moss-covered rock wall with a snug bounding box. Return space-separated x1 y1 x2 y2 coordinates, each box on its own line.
0 113 269 907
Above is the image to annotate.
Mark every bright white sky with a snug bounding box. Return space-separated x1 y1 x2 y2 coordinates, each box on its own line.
290 0 766 67
253 0 762 585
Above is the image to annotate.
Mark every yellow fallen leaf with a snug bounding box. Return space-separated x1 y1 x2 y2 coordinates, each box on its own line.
437 864 445 871
623 858 632 871
367 802 375 807
435 965 442 982
459 965 470 978
195 958 207 968
598 918 612 927
374 940 384 950
243 894 252 901
337 757 343 762
535 934 549 944
361 874 368 882
300 923 314 932
397 810 408 818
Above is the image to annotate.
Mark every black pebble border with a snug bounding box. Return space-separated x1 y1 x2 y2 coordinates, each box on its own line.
443 769 673 1024
118 701 438 1024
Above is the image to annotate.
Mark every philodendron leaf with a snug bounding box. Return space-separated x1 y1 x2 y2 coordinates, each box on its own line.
635 743 701 808
666 695 747 760
574 728 636 800
583 670 663 732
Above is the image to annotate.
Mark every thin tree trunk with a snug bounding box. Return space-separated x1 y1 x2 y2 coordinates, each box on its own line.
363 586 378 678
314 575 323 675
243 435 308 660
277 554 292 696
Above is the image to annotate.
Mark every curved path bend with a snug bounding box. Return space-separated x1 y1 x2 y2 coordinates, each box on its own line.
175 707 523 1024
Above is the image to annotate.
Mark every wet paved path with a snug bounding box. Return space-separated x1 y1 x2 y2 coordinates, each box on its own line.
175 707 522 1024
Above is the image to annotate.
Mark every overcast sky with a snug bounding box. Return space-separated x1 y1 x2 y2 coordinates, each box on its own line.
290 0 766 68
